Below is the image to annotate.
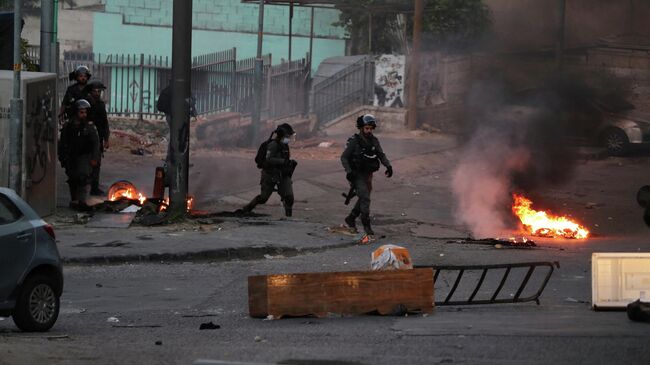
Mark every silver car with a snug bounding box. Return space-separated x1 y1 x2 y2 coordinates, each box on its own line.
0 187 63 332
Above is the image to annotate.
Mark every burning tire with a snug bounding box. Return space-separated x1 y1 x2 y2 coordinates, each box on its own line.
602 128 630 156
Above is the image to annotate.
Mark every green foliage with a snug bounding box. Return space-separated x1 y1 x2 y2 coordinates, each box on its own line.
335 0 492 54
20 38 39 71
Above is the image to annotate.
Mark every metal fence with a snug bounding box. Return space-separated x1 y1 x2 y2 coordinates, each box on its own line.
59 49 309 120
311 56 375 126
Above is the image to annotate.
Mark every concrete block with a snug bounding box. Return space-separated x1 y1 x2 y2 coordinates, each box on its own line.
130 0 145 8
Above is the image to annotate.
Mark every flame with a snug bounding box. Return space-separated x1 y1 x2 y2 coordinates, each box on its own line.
512 194 589 239
158 196 193 212
109 187 147 205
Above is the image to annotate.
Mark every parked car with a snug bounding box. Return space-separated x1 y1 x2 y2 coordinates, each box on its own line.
0 187 63 332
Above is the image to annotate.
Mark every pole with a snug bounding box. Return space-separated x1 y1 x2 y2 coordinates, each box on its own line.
53 0 59 74
309 7 314 64
168 0 192 216
251 0 265 147
406 0 424 130
10 0 24 195
555 0 566 71
288 0 293 62
368 12 372 53
40 0 54 72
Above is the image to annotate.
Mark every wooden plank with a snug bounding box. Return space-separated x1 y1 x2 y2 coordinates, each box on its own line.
248 268 434 318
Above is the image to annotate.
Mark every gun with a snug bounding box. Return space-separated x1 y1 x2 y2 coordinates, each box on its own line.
342 185 356 205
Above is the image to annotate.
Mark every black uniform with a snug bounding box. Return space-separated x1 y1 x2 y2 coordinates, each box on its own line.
87 96 109 193
243 139 296 216
341 133 391 234
61 83 88 119
58 118 101 205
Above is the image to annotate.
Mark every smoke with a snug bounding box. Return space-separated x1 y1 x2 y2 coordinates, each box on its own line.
451 78 580 238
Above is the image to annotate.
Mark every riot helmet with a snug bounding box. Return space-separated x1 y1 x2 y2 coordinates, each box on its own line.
84 80 106 92
69 65 92 81
75 99 92 110
356 114 377 129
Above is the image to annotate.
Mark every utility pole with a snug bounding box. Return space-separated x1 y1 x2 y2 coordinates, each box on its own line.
288 0 293 62
168 0 192 216
406 0 424 130
555 0 566 71
40 0 54 72
10 0 24 195
251 0 265 147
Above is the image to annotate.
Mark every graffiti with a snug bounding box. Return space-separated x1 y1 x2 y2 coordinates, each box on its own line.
25 84 56 185
129 79 141 106
374 54 405 108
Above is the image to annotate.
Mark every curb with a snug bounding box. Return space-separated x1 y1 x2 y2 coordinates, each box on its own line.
62 240 360 265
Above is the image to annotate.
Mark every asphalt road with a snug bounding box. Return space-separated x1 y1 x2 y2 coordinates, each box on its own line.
1 236 650 365
4 132 649 364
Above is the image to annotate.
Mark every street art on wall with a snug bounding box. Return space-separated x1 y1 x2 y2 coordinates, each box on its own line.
374 54 405 108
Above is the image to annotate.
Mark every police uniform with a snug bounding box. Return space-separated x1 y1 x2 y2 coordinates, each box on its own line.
341 117 392 235
58 111 101 207
61 83 87 119
242 124 296 217
87 89 109 194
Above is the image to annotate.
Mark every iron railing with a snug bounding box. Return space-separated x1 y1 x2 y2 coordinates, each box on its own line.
60 49 309 120
311 56 375 126
415 261 559 306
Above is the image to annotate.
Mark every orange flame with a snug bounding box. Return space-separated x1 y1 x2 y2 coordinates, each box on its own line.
158 196 193 212
512 194 589 239
109 188 147 205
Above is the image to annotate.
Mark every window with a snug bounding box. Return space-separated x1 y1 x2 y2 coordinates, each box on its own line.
0 194 23 225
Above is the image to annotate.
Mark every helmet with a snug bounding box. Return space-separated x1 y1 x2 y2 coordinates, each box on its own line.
356 114 377 129
75 99 92 110
69 65 92 81
84 80 106 92
275 123 295 137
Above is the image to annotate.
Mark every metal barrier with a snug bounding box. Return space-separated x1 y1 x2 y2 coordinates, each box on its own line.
60 49 309 120
415 261 559 306
311 56 375 126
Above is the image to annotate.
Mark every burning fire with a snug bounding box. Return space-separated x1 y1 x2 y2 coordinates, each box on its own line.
512 194 589 239
159 196 193 212
109 187 147 205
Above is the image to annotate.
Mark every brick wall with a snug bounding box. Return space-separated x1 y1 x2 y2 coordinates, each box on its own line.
105 0 346 39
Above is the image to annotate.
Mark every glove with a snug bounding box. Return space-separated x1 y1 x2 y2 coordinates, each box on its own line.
385 166 393 178
346 172 356 182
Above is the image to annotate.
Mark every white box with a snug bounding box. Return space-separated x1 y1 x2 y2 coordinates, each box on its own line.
592 252 650 309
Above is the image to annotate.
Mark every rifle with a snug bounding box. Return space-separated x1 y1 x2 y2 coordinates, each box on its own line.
342 185 356 205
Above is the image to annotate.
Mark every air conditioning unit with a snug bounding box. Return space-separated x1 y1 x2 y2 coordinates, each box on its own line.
592 252 650 310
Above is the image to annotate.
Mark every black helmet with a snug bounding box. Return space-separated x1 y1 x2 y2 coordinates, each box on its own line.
75 99 92 110
84 80 106 92
276 123 295 137
356 114 377 129
69 65 92 81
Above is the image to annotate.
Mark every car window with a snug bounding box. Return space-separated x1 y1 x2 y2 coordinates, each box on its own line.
0 194 23 225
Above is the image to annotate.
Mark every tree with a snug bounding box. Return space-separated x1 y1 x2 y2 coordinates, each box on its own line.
335 0 492 54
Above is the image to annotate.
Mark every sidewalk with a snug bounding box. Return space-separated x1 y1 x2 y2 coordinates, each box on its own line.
52 131 459 264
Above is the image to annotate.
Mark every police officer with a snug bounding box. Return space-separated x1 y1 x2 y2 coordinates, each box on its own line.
58 99 101 210
84 80 110 196
59 65 92 122
241 123 297 217
341 114 393 235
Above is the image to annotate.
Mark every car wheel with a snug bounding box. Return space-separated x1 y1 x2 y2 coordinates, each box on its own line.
603 128 630 156
12 274 60 332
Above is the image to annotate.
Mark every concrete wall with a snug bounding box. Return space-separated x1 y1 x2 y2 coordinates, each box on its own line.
94 0 347 70
23 8 95 53
485 0 650 50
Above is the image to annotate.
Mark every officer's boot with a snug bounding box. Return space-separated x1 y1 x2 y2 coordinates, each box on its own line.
361 215 374 236
344 213 357 231
240 196 259 214
283 195 294 217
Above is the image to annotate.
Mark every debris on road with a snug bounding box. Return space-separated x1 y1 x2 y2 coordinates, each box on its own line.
199 322 221 330
248 268 434 319
627 299 650 323
371 245 413 271
450 237 537 248
107 317 120 323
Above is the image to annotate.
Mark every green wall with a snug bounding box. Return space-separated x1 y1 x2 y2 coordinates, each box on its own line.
94 0 348 70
